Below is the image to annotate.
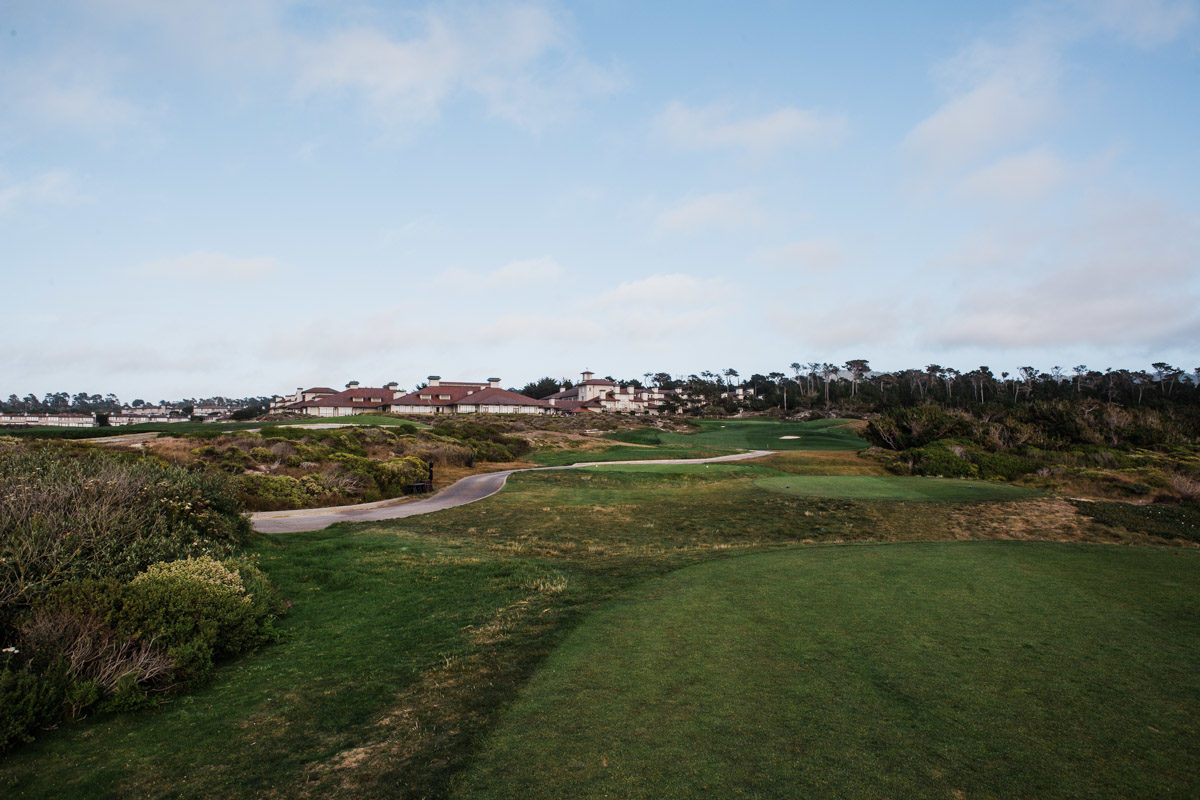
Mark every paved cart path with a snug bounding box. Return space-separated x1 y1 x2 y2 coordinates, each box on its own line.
251 450 773 533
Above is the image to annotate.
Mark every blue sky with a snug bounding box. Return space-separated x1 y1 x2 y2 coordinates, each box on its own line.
2 0 1198 401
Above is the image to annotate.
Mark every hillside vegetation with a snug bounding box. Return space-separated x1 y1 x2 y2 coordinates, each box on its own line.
0 439 283 751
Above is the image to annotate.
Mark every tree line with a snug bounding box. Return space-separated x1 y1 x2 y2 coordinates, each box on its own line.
578 361 1200 414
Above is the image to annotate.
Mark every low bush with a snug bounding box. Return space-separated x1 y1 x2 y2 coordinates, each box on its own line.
18 608 173 694
1 556 285 750
908 441 979 479
123 557 272 681
0 656 80 752
0 441 252 625
430 420 531 462
236 474 311 511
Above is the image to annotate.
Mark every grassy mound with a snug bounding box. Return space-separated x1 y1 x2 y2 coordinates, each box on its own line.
455 542 1200 799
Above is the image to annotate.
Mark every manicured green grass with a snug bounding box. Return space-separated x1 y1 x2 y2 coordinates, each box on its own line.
754 473 1040 501
532 419 866 466
530 444 736 466
454 542 1200 799
606 418 868 452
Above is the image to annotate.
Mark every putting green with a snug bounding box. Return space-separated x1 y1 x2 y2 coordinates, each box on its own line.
754 474 1038 501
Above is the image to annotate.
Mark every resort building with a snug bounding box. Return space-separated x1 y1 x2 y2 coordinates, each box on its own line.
544 371 677 414
286 382 401 417
390 377 553 415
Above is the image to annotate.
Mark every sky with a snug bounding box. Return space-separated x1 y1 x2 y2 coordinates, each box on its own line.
2 0 1198 402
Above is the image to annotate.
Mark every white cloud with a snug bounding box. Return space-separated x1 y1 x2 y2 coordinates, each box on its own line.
959 147 1067 203
928 197 1200 349
755 239 846 272
6 2 614 138
655 191 765 235
435 256 564 289
904 32 1060 168
296 3 618 131
769 304 905 350
1 56 144 132
0 170 87 214
96 0 290 69
132 251 282 281
1081 0 1198 46
652 101 847 153
586 273 746 340
593 273 729 307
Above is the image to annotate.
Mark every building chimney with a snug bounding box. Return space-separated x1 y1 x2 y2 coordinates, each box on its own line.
488 377 501 388
428 375 441 387
384 381 399 391
346 380 360 389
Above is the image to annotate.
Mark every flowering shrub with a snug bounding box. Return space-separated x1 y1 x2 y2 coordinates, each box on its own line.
0 440 252 623
124 556 281 681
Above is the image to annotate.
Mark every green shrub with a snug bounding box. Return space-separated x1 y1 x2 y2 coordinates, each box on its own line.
864 406 975 450
430 420 531 462
908 442 979 478
0 657 75 752
249 447 273 463
236 474 309 511
0 441 252 620
971 449 1036 481
121 557 272 682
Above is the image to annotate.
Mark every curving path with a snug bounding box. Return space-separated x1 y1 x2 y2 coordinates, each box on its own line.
251 450 773 533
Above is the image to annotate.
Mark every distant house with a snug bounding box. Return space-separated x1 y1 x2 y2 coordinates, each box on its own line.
0 412 97 428
269 370 693 418
290 381 402 417
544 371 677 414
271 386 337 410
391 377 553 415
192 404 235 420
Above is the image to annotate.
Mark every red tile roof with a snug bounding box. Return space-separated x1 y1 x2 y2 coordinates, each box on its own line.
393 384 548 409
306 387 393 408
452 388 550 408
392 383 486 407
